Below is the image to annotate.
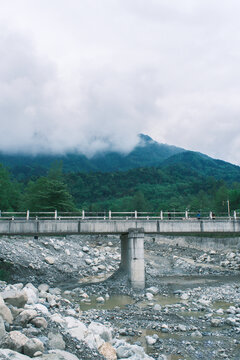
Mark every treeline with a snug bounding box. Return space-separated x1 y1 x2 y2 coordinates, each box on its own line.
1 161 240 215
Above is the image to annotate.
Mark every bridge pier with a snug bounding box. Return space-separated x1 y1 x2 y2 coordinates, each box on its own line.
120 228 145 290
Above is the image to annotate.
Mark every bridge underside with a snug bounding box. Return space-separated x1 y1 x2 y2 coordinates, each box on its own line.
1 219 240 289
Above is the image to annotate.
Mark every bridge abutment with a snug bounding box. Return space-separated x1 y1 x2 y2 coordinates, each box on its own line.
120 228 145 289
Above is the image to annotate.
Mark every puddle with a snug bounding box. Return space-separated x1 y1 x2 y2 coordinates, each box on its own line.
121 329 184 358
80 295 134 311
212 300 235 310
157 274 240 289
137 294 185 309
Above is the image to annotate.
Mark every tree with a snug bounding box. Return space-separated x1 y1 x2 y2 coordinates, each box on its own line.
24 163 76 211
131 191 149 211
0 164 21 211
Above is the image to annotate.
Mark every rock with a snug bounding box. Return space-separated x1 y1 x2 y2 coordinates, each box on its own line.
0 315 6 337
114 340 153 360
211 318 222 327
0 349 31 359
98 265 106 270
146 287 158 295
225 317 237 326
50 313 65 324
64 316 87 341
84 333 104 349
23 338 44 357
31 317 48 328
88 322 112 342
146 292 154 301
198 298 211 306
115 345 134 358
45 256 55 265
99 342 117 360
178 324 187 331
65 249 70 256
23 284 38 305
48 332 65 350
85 258 92 265
1 331 28 352
35 349 79 360
33 352 43 357
32 303 49 315
1 290 28 308
38 284 49 293
16 309 38 325
153 304 161 311
0 295 13 323
82 246 89 253
161 324 169 333
146 335 157 345
180 293 189 300
96 296 105 303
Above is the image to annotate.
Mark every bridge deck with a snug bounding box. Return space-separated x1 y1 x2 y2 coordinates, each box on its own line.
0 219 240 235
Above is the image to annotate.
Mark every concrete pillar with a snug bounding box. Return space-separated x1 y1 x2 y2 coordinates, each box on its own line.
120 228 145 289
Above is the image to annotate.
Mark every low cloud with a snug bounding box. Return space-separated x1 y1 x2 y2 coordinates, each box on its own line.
0 27 161 156
1 1 240 165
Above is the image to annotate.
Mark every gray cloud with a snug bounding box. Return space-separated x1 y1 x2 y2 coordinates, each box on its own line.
0 1 240 164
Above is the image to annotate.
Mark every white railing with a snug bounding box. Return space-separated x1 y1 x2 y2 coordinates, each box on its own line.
0 210 239 220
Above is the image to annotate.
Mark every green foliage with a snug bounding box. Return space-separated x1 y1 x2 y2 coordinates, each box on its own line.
1 146 240 214
24 177 76 211
0 164 21 211
24 163 76 211
0 261 13 281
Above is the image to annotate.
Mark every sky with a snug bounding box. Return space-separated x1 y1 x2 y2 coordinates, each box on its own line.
0 0 240 164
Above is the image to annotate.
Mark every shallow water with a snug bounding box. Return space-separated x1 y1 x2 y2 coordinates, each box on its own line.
80 294 134 311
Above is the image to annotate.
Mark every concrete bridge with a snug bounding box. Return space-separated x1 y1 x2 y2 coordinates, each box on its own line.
1 215 240 289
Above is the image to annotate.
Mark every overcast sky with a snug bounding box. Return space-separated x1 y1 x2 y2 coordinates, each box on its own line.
0 0 240 164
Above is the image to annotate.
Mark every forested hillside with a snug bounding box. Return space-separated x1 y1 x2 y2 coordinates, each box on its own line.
0 135 184 180
1 149 240 214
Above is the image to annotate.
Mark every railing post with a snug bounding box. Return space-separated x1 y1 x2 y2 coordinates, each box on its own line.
135 210 137 219
54 210 57 220
109 210 111 220
185 210 188 219
234 210 237 220
82 210 85 220
209 211 213 220
160 210 163 220
26 210 30 221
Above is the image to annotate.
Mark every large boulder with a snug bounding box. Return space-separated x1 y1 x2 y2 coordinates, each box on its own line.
0 349 31 359
35 350 79 360
23 284 38 305
1 290 28 308
64 316 87 341
15 309 38 326
0 295 13 324
88 322 112 342
31 316 48 329
0 315 6 337
48 332 65 350
99 342 117 360
23 338 44 357
0 331 28 353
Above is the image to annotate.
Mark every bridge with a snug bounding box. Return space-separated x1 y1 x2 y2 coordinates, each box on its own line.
1 211 240 289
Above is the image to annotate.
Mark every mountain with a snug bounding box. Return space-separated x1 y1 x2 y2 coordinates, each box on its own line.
0 134 185 180
161 151 240 183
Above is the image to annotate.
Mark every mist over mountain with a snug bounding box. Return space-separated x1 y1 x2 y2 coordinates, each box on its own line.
0 134 185 179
